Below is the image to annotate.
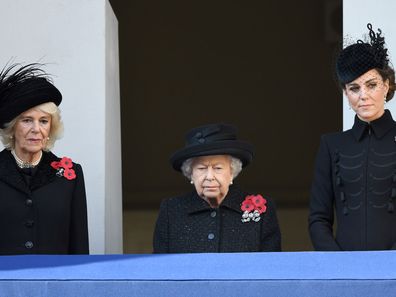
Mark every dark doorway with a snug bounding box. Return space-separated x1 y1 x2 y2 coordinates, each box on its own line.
108 0 342 252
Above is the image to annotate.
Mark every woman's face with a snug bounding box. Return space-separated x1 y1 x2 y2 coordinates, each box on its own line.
13 107 51 159
190 155 233 207
344 68 389 122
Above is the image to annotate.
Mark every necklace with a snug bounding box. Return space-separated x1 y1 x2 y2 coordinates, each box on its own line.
11 150 42 168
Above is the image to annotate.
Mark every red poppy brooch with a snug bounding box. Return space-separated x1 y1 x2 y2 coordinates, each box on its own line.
241 194 267 223
51 157 76 180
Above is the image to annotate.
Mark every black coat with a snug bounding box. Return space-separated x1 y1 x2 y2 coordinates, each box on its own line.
0 149 89 254
153 185 281 253
309 110 396 251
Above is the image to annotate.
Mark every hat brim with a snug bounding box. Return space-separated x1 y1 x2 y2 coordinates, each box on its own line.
0 78 62 128
170 140 254 171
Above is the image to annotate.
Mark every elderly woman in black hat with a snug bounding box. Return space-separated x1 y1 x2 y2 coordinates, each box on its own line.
309 24 396 251
153 123 281 253
0 63 89 254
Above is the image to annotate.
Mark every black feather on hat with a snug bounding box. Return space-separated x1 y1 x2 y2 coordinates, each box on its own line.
170 123 254 171
336 23 390 85
0 63 62 128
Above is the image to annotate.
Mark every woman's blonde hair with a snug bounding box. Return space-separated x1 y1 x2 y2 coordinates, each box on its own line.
0 102 64 151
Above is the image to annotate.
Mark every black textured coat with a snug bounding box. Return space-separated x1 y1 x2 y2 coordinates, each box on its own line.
153 185 281 253
309 110 396 251
0 149 89 254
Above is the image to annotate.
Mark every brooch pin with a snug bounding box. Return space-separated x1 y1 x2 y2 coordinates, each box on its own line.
241 194 267 223
51 157 76 180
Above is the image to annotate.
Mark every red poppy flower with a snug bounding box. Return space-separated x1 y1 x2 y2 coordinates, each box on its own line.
241 194 268 222
51 161 60 169
63 168 76 180
241 196 254 212
60 157 73 169
255 204 267 214
251 194 267 208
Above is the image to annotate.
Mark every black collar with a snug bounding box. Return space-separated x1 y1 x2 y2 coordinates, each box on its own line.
352 109 395 141
0 149 59 194
187 185 246 215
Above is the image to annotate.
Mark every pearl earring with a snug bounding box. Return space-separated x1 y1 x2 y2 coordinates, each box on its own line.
230 180 233 185
190 180 194 184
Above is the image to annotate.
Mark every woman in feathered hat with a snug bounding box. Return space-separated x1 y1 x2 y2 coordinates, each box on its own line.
309 24 396 251
0 63 89 254
153 123 281 253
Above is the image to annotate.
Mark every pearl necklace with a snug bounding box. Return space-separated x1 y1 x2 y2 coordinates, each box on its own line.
11 150 42 168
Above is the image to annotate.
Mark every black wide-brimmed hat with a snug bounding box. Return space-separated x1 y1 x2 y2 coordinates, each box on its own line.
336 23 390 85
170 123 254 171
0 63 62 128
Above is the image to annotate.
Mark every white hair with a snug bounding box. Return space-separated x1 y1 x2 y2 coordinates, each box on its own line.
181 155 243 180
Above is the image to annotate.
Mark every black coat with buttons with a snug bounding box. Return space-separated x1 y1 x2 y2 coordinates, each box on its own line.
0 149 89 254
309 110 396 251
153 185 281 253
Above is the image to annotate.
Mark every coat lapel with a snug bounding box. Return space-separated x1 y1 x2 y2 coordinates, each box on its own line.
30 151 59 190
220 185 245 214
187 191 211 214
0 149 30 194
186 185 246 214
0 149 59 193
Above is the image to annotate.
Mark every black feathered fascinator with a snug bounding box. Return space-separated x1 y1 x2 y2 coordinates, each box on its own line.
0 63 62 128
336 23 390 85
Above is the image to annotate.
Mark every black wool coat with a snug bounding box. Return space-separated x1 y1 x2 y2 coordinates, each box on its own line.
153 185 281 253
309 110 396 251
0 149 89 254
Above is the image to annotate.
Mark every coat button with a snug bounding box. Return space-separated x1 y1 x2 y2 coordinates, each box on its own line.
210 211 217 218
25 199 33 206
208 233 215 240
25 220 34 228
25 241 33 249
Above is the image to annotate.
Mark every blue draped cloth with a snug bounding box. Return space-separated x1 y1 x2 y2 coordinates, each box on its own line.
0 251 395 296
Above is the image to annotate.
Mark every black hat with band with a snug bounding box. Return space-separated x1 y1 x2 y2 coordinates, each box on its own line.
170 123 254 171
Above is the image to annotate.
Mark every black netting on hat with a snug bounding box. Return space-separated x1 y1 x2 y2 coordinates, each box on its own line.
336 23 390 84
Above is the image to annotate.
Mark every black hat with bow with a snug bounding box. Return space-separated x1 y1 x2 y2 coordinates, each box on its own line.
336 23 390 85
170 123 254 171
0 63 62 128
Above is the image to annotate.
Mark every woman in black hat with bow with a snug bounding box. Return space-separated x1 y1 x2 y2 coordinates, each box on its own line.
0 63 89 254
153 123 281 253
309 24 396 251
